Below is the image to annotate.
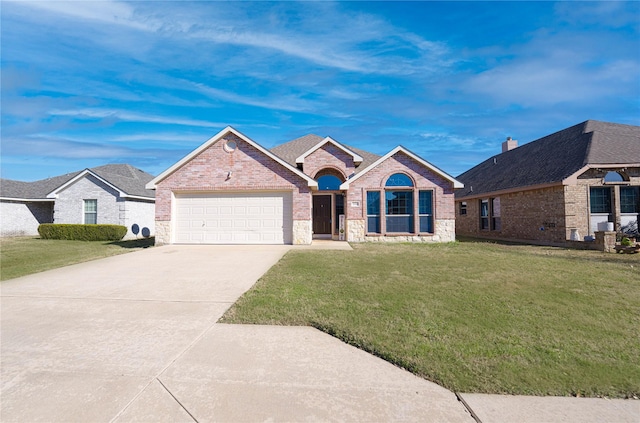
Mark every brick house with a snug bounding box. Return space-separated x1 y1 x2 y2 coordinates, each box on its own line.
0 164 156 239
146 127 462 245
455 120 640 245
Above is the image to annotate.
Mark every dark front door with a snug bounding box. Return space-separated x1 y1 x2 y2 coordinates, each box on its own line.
313 195 332 234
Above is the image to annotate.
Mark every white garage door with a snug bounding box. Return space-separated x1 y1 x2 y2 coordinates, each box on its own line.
174 192 292 244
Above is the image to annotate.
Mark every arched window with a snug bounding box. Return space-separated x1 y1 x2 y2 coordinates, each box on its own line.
317 174 342 190
604 171 626 183
385 173 413 187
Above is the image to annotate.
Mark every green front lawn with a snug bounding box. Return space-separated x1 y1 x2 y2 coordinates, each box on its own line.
0 237 154 281
222 241 640 398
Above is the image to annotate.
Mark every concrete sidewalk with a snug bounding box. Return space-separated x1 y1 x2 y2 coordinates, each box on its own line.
458 393 639 423
1 243 637 422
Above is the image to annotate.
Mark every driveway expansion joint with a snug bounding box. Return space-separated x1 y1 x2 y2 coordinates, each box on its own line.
156 377 199 423
456 392 483 423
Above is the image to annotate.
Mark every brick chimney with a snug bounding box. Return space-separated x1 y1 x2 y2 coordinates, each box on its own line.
502 136 518 153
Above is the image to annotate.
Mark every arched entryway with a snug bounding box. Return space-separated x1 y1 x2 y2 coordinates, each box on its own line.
313 169 346 238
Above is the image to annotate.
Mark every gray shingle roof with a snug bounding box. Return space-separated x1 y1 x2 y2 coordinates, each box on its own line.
455 120 640 199
0 164 155 200
270 134 381 173
90 164 156 198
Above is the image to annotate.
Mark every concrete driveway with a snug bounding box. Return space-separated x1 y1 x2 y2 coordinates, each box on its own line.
1 245 473 422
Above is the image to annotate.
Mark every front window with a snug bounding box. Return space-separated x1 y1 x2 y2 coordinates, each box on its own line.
366 191 381 233
621 187 639 213
386 191 414 232
459 201 467 215
84 199 97 224
367 173 437 236
590 187 612 213
419 190 433 233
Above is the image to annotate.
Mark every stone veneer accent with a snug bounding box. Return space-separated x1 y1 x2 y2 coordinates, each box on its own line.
435 219 456 242
347 218 455 243
292 220 312 244
155 221 171 245
347 219 365 242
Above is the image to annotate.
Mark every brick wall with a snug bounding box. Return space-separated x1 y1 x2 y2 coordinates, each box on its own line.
155 133 312 222
52 174 154 238
0 201 53 236
455 166 640 244
303 144 356 179
346 151 456 240
55 175 122 225
154 133 313 244
456 185 567 243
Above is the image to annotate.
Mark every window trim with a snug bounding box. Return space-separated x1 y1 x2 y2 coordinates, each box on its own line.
366 190 381 234
480 197 501 231
589 187 612 214
84 199 97 224
385 189 414 233
480 199 490 230
418 190 434 234
366 182 436 235
620 186 640 214
459 201 467 216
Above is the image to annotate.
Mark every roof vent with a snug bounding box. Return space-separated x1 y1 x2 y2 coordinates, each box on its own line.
502 137 518 153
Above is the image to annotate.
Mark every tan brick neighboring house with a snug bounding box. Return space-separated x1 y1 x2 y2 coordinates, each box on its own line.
146 127 463 245
0 164 156 239
455 120 640 245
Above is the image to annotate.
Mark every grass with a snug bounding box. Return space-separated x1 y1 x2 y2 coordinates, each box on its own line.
222 240 640 398
0 236 155 281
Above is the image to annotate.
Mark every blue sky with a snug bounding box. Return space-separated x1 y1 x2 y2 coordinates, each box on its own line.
2 1 639 181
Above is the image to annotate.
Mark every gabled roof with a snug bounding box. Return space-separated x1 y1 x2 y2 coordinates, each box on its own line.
1 164 155 201
340 146 463 189
455 120 640 199
146 126 318 189
270 134 380 173
293 136 363 165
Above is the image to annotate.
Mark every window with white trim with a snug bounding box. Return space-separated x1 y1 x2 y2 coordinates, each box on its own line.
84 199 97 224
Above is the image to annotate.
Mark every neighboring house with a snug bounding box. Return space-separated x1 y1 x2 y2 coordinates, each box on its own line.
1 164 156 239
455 120 640 245
146 126 462 245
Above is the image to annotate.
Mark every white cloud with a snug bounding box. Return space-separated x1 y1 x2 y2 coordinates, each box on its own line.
48 108 225 128
7 0 153 30
6 0 450 76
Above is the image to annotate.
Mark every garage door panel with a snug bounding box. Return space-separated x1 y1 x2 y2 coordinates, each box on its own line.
174 192 292 244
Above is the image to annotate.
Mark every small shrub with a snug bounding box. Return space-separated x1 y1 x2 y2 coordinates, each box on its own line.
38 224 127 241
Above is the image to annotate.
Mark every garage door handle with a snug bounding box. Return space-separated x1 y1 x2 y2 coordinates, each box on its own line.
202 221 205 227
